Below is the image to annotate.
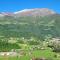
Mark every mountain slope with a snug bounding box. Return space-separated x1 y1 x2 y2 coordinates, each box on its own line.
0 8 60 40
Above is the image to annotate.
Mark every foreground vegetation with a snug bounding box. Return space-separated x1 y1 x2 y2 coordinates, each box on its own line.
0 14 60 60
0 48 60 60
0 37 60 60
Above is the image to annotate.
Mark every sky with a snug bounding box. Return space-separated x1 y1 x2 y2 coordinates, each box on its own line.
0 0 60 13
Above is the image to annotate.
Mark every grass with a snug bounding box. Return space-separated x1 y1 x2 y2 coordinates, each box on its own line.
0 48 60 60
0 40 60 60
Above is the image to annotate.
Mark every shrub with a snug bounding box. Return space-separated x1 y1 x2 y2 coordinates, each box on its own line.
0 41 21 52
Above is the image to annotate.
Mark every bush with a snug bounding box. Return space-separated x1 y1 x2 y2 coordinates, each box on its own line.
48 39 60 52
0 41 21 52
28 40 40 45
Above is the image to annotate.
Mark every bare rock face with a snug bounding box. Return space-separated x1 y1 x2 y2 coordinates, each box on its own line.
14 8 56 17
0 8 56 17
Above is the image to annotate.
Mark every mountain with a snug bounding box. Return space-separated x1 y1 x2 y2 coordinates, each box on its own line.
14 8 56 17
0 8 56 17
0 8 60 40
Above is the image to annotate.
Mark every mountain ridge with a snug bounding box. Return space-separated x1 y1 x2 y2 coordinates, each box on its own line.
0 8 56 17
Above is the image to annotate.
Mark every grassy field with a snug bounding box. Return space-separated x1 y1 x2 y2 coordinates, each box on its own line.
0 38 60 60
0 48 60 60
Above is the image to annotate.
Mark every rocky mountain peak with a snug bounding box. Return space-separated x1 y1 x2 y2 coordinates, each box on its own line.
14 8 56 16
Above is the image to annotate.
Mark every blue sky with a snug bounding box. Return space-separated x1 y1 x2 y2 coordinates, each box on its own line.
0 0 60 13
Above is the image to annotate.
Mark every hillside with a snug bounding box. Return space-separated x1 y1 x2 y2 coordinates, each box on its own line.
0 12 60 40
